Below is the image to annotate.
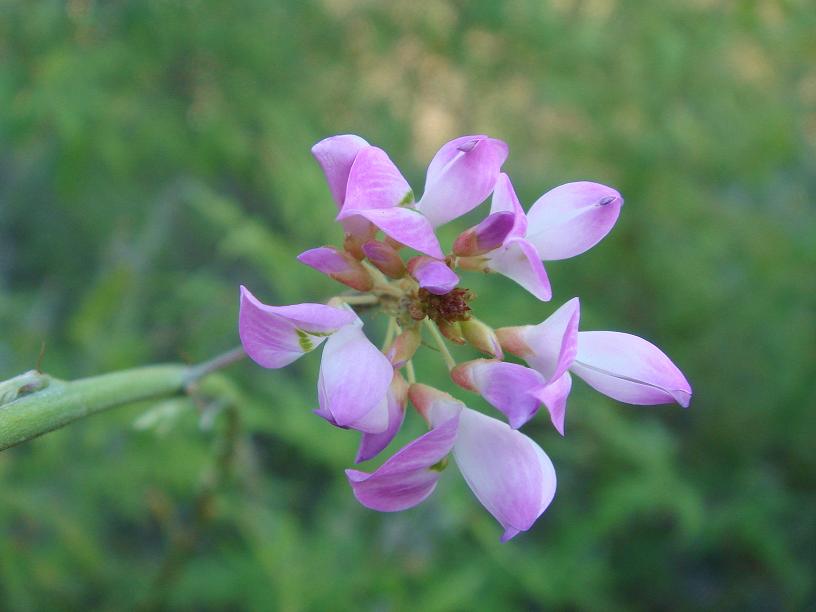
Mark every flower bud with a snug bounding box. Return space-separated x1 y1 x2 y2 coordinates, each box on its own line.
297 246 374 292
407 256 459 295
385 327 421 367
460 317 504 359
362 240 406 279
384 236 404 251
452 211 516 257
437 320 465 344
343 223 376 260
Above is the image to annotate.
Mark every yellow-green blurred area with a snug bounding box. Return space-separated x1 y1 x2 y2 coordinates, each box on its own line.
1 0 815 609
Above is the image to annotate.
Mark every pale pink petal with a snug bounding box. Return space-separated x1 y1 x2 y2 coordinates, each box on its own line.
408 383 467 428
342 207 444 259
238 285 356 369
417 135 509 227
297 246 373 292
572 331 692 407
528 373 572 436
342 146 413 213
452 211 516 257
486 237 552 301
489 173 527 239
407 256 459 295
451 359 546 429
525 182 623 260
355 373 409 463
311 134 370 209
316 325 394 433
453 408 557 542
345 407 461 511
523 297 580 381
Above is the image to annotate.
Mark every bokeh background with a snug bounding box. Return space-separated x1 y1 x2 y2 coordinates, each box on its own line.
1 1 815 609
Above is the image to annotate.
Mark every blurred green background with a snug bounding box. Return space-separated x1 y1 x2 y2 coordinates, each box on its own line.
1 0 815 610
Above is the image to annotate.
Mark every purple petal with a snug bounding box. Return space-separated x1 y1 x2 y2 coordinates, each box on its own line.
528 373 572 436
453 408 557 542
345 407 461 512
297 246 373 292
311 134 370 209
486 237 552 301
342 207 444 259
317 325 394 433
407 256 459 295
525 182 623 260
417 135 509 227
571 331 692 407
452 211 516 257
452 360 546 429
342 146 413 213
523 297 580 381
356 373 409 463
238 286 356 369
489 173 527 239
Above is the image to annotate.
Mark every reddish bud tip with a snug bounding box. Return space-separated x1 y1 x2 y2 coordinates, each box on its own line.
362 240 406 279
452 211 516 257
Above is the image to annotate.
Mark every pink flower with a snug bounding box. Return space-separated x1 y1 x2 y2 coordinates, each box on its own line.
311 134 508 260
455 173 623 301
238 285 357 368
239 133 689 541
239 286 393 434
478 297 693 433
346 385 556 541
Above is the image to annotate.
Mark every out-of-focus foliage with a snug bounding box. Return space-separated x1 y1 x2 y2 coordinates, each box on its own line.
1 0 814 609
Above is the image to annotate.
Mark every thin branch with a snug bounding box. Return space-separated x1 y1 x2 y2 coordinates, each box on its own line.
405 359 416 384
423 319 456 371
0 347 247 452
184 346 246 386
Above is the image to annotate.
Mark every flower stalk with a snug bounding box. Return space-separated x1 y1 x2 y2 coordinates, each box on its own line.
424 319 457 371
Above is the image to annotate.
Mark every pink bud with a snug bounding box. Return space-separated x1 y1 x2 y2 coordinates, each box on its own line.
460 318 504 359
407 256 459 295
362 240 406 279
385 327 422 367
297 246 374 292
452 211 516 257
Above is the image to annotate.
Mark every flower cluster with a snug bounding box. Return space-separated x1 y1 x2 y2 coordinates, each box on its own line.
239 134 692 541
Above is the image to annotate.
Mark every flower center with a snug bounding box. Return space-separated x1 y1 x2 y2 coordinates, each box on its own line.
408 287 474 325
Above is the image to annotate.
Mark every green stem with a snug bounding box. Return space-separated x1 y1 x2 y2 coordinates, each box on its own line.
424 320 456 371
334 294 379 305
405 359 416 384
382 317 397 350
0 348 245 452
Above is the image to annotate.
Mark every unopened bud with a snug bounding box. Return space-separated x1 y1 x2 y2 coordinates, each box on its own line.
452 211 515 257
437 320 465 344
495 326 533 357
385 327 421 367
460 318 504 359
385 235 404 251
362 240 406 279
343 223 376 260
407 256 459 295
297 246 374 292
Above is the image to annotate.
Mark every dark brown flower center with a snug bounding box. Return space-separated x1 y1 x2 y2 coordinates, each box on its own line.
408 287 474 325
